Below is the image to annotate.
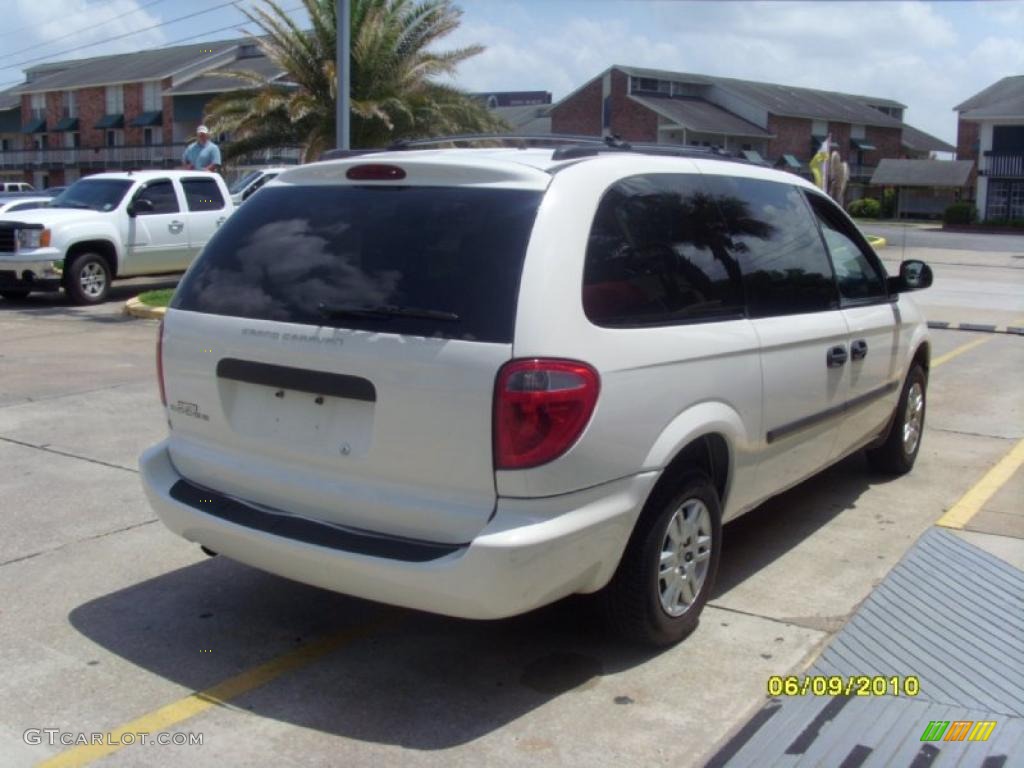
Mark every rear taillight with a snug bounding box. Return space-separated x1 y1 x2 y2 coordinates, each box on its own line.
494 359 600 470
156 319 167 406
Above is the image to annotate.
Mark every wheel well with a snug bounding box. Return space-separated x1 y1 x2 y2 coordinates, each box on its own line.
656 434 730 507
913 341 930 375
66 241 118 278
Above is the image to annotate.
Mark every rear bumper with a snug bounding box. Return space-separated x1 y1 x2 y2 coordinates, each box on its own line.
140 440 657 619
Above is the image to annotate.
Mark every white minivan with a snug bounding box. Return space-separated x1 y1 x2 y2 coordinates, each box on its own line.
141 141 932 645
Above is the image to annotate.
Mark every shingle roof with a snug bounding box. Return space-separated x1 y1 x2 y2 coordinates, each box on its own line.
630 95 772 138
615 65 905 127
901 123 955 154
490 105 552 135
166 56 286 95
955 75 1024 115
0 88 19 111
870 159 973 187
13 39 246 93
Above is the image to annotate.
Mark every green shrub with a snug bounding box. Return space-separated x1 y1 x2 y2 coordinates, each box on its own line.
847 198 881 218
943 202 976 225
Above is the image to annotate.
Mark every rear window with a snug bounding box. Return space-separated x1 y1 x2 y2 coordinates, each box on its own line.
172 185 543 343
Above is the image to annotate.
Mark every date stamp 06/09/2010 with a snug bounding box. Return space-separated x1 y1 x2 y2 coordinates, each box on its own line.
767 675 921 698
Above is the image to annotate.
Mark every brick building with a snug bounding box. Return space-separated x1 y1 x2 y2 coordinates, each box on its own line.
550 65 952 194
0 40 294 188
955 76 1024 221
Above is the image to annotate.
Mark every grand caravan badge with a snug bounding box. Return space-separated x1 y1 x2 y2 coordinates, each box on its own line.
169 401 210 421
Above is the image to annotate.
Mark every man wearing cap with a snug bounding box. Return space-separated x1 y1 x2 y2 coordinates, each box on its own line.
181 125 221 172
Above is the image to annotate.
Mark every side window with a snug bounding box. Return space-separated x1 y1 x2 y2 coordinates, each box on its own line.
805 193 888 301
583 174 745 326
242 173 274 201
701 175 838 317
135 180 179 215
9 202 44 212
182 178 225 211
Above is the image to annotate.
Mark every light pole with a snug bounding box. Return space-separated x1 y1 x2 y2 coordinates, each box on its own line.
336 0 350 149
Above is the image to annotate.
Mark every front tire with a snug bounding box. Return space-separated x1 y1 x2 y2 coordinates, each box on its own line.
601 472 722 646
0 289 30 300
64 252 111 305
867 364 927 475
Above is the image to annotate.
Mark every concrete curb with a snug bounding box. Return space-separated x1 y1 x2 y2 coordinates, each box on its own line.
927 320 1024 335
866 235 886 249
123 297 167 320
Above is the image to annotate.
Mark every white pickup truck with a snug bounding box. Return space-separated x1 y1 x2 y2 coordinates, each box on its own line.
0 170 234 304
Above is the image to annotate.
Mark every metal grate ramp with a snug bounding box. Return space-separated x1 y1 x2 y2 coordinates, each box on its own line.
705 528 1024 767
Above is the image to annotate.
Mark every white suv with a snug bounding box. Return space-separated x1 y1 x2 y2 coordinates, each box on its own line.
140 142 932 645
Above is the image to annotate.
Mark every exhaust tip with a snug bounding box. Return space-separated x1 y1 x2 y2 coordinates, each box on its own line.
200 545 218 558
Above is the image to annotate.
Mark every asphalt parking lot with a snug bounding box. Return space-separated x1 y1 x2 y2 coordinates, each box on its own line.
1 233 1022 768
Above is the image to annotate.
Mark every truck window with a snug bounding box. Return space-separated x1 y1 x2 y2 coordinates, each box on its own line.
182 178 226 211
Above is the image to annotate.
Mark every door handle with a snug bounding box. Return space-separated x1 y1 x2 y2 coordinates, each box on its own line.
216 216 226 226
851 339 868 361
827 345 848 368
168 221 184 234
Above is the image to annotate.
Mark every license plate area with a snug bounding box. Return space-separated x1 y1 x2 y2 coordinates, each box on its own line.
216 359 375 457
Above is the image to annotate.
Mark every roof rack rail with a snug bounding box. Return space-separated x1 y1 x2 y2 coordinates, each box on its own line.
317 133 751 164
384 133 610 150
550 136 747 162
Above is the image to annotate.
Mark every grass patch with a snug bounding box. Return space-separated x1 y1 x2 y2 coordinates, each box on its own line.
136 288 174 308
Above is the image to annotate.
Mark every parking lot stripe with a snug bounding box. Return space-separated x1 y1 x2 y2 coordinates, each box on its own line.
36 617 391 768
930 337 992 369
936 437 1024 530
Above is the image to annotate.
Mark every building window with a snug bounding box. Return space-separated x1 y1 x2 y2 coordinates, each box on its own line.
63 132 79 149
811 119 828 137
851 124 865 139
143 81 161 112
105 85 124 114
30 92 46 121
106 129 123 147
63 91 77 118
143 127 163 146
631 77 661 93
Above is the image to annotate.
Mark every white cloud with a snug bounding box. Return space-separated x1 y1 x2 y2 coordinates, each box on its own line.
1 0 166 84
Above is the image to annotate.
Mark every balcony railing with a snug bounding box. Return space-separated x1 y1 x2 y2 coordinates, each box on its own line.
982 152 1024 178
0 142 302 170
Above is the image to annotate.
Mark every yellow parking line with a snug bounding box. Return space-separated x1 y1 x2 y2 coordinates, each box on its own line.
37 618 390 768
936 437 1024 530
931 337 993 368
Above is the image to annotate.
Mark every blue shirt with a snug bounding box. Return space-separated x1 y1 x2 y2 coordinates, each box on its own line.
182 140 221 169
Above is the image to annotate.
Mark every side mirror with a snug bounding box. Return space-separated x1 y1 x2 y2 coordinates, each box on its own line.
898 259 933 292
128 198 154 217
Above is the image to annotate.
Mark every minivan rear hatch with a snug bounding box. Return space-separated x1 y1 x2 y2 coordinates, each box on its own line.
162 157 548 545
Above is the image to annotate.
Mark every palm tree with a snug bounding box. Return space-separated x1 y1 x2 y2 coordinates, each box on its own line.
206 0 504 161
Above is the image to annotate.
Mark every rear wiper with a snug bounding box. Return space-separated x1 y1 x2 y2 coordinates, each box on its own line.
317 303 460 322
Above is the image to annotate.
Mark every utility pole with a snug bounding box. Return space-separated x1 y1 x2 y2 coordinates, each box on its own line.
336 0 351 149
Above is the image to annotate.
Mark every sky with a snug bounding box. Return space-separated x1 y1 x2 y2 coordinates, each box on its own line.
0 0 1022 144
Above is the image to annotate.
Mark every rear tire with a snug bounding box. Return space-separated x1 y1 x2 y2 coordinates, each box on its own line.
867 364 927 475
0 289 30 300
64 252 111 305
601 472 722 646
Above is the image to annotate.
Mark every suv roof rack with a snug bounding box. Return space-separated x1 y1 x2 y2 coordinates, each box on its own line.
317 134 750 164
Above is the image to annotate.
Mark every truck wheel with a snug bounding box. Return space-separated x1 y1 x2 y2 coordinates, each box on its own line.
867 364 927 475
0 289 30 300
64 252 111 305
601 471 722 646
